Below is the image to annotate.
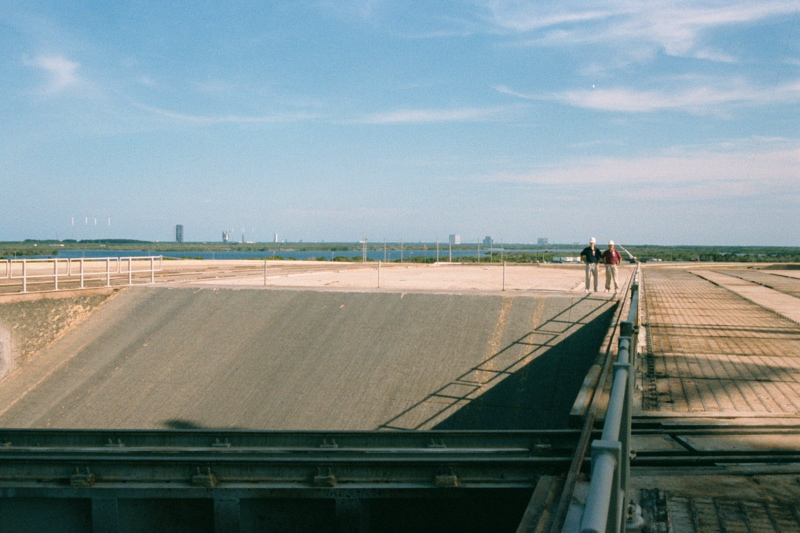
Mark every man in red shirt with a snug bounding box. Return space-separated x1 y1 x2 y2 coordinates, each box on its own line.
602 240 623 293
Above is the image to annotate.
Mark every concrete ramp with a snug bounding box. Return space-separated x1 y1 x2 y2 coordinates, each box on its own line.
0 287 615 431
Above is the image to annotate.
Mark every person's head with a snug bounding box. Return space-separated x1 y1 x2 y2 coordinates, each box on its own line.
590 237 596 246
609 240 615 248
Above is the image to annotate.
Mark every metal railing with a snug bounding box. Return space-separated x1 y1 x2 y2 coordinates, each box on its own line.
3 256 163 293
579 266 640 533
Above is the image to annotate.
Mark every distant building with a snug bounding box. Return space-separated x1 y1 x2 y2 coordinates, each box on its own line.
483 236 492 247
537 238 549 245
222 230 231 243
274 233 279 243
175 225 184 243
449 234 461 245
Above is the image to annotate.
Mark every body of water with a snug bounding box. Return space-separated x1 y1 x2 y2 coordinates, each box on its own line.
15 247 583 261
22 249 480 262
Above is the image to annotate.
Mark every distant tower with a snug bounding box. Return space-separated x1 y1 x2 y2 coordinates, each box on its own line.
449 234 461 245
222 230 231 243
537 237 549 245
175 224 184 243
483 236 492 247
274 233 279 243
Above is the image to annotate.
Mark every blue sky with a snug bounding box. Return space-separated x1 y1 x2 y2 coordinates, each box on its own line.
1 1 798 245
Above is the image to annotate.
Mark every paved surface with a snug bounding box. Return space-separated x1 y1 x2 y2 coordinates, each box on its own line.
0 284 616 431
181 261 617 294
631 266 800 532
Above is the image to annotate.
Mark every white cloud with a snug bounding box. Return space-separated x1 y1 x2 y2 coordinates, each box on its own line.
481 1 800 62
358 105 521 124
470 143 800 202
497 78 800 113
133 103 322 124
24 55 81 93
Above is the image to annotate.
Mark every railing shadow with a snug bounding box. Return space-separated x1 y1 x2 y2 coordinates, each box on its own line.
378 297 617 431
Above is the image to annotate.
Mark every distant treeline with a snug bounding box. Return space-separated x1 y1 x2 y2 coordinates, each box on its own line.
2 240 800 263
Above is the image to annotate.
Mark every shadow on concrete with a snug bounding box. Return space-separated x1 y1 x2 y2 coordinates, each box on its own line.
379 296 616 431
163 419 207 430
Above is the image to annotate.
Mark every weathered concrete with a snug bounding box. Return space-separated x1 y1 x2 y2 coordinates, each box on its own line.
0 286 615 431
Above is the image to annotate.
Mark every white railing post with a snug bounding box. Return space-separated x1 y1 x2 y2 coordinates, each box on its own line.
378 261 381 288
54 259 58 291
150 257 155 283
80 258 85 288
106 258 111 287
22 260 27 293
128 258 133 285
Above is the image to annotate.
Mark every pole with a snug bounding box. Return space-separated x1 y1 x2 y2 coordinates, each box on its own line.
54 259 59 291
502 262 506 291
378 261 381 288
264 259 267 286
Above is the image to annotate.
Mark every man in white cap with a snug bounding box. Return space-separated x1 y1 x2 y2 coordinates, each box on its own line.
602 240 623 293
580 237 602 292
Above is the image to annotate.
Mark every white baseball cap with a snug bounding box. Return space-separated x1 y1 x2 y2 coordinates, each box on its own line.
609 240 615 245
589 237 596 243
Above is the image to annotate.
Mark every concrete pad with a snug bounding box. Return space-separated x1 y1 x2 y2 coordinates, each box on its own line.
181 262 634 296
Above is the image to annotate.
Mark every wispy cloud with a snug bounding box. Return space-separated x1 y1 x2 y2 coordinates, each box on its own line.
481 1 800 62
133 103 322 124
469 142 800 201
23 55 81 93
358 105 522 124
496 78 800 113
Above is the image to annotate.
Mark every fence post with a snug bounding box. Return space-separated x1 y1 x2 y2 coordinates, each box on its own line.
106 258 111 287
80 258 85 288
54 259 59 291
150 257 155 284
502 262 506 291
128 258 133 285
22 260 27 293
378 261 381 288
